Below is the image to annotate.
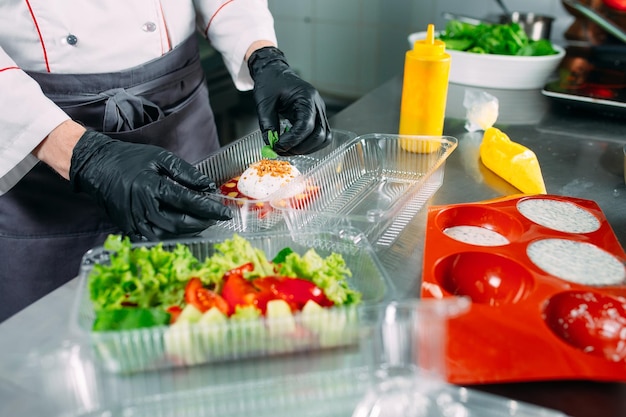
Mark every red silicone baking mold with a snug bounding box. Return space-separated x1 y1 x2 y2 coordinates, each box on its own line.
421 194 626 384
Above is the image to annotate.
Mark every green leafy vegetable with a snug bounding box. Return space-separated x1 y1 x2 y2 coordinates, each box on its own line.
277 249 361 306
272 247 294 264
89 234 361 319
93 307 171 331
261 130 280 159
89 235 199 311
438 20 558 56
194 234 275 283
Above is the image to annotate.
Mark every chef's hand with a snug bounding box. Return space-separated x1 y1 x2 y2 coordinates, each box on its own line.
248 46 331 155
69 130 232 241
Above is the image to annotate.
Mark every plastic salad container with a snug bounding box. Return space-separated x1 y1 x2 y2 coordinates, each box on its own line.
194 128 356 233
270 134 458 246
34 296 563 417
70 228 390 373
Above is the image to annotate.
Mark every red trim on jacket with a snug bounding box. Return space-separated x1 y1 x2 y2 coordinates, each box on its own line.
157 1 171 53
204 0 234 36
24 0 51 72
0 66 20 72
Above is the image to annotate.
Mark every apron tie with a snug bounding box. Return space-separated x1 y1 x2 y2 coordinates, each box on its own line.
102 88 165 132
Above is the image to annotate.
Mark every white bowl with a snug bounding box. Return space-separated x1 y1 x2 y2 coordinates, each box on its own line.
407 32 565 90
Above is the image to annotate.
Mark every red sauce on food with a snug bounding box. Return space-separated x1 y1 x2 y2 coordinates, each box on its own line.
219 174 319 219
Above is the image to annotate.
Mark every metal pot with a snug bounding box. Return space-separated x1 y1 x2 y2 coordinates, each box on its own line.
499 12 554 41
442 11 554 41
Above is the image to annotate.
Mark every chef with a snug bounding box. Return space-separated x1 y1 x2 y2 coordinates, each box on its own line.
0 1 331 321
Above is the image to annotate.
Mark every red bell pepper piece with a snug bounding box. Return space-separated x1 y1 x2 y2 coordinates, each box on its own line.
220 263 333 315
253 276 333 311
221 263 274 314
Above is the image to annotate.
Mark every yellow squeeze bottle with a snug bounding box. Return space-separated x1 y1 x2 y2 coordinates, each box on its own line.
399 24 450 153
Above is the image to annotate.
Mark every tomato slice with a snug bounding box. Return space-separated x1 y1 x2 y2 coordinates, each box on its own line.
184 277 230 315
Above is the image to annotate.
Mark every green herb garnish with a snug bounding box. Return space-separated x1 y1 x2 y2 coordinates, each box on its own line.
261 130 279 159
272 247 294 264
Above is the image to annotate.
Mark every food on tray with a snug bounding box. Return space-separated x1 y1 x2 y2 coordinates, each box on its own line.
438 19 558 56
516 198 601 234
479 127 546 194
219 158 319 218
88 234 362 332
527 238 626 286
238 159 302 199
444 225 510 246
87 234 362 366
225 126 296 200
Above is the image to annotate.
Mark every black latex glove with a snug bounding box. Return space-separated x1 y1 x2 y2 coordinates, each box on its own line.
248 46 332 155
69 130 232 240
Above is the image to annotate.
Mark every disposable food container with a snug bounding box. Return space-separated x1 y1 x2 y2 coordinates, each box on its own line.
34 297 548 417
32 297 563 417
70 228 390 374
270 134 458 246
195 128 356 233
421 194 626 383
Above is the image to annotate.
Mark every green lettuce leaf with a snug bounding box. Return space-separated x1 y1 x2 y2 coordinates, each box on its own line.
277 249 361 306
89 235 197 311
92 307 171 331
193 234 275 285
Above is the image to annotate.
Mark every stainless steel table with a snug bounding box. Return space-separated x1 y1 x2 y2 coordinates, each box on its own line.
330 76 626 417
1 76 625 417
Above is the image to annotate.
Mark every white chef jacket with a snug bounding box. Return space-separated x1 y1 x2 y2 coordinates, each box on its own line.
0 0 277 195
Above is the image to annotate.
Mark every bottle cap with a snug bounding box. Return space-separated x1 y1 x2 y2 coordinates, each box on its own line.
412 24 446 56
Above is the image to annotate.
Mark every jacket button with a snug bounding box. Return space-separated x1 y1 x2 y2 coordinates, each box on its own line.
66 34 78 45
141 22 157 32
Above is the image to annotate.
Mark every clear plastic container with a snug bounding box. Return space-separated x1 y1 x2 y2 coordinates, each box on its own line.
34 297 467 416
270 134 458 246
27 297 563 417
351 376 568 417
194 129 356 233
70 228 390 374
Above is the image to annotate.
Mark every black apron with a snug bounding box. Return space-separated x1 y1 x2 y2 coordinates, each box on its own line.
0 35 220 321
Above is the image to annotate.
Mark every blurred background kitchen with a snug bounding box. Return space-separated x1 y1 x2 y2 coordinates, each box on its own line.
208 0 577 143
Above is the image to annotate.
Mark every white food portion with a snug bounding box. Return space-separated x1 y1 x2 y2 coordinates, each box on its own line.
527 238 625 286
444 225 509 246
517 199 600 234
238 160 302 199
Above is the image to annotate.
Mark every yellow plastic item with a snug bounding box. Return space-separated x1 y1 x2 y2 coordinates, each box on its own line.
399 24 450 153
479 127 547 194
